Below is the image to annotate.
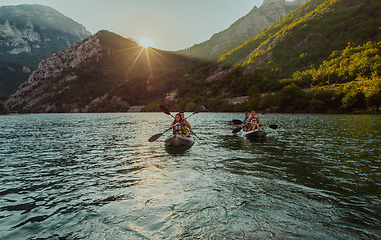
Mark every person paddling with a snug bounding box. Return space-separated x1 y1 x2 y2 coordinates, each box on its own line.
248 110 263 131
179 111 193 135
171 113 190 137
242 111 250 132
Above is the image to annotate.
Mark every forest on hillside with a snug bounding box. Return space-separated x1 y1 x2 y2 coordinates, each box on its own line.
162 0 381 113
4 0 381 114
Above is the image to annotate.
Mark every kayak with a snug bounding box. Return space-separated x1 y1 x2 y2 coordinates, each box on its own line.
242 129 267 138
165 134 195 147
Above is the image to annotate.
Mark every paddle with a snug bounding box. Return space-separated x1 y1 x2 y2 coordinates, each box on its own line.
191 132 203 140
232 108 271 125
182 105 205 139
148 122 181 142
160 105 206 120
232 119 244 125
232 127 243 134
149 105 206 142
232 124 277 133
160 105 175 118
232 108 271 124
185 105 206 119
148 128 171 142
232 108 273 133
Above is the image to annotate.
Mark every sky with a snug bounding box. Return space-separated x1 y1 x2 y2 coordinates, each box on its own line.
1 0 264 51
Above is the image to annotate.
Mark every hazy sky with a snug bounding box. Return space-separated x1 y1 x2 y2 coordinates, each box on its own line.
2 0 264 50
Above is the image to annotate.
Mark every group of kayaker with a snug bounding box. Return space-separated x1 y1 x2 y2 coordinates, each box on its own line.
171 109 263 137
148 105 274 147
241 110 264 132
170 111 193 137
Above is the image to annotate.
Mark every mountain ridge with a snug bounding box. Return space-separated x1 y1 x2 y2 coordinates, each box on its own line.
4 0 381 114
5 30 201 113
180 0 307 59
173 0 381 113
0 4 91 97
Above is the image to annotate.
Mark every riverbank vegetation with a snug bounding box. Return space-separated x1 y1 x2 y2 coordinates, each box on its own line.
0 102 10 115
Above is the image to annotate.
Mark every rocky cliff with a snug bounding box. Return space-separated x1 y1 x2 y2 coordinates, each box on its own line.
4 30 199 113
181 0 307 59
0 4 91 63
0 4 91 97
0 60 34 99
5 32 113 111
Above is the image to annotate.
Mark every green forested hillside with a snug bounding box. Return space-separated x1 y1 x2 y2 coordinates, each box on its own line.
0 4 91 99
169 0 381 113
6 0 381 114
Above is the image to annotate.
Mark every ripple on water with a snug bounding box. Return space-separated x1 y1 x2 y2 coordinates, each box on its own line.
0 113 380 239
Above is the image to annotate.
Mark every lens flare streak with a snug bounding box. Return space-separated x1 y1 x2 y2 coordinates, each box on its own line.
145 48 153 78
130 47 145 71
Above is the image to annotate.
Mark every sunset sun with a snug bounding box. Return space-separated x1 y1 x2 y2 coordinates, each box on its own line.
139 37 156 48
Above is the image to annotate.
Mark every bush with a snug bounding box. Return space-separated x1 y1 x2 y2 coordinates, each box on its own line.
185 102 197 112
247 85 261 109
278 83 311 112
0 102 10 115
342 89 366 110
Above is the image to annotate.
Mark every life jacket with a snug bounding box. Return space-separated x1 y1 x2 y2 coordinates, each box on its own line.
181 120 188 133
173 122 184 135
243 117 250 127
250 116 258 125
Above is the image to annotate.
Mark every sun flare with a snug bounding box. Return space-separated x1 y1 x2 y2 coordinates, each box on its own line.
116 36 166 80
139 37 156 48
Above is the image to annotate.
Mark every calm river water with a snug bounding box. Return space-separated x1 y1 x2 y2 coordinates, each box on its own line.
0 112 380 239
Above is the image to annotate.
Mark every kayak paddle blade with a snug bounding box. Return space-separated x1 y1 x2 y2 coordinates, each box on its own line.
268 125 278 130
159 105 172 116
192 132 203 140
148 133 163 142
262 108 270 115
194 105 206 114
232 119 243 125
232 127 243 134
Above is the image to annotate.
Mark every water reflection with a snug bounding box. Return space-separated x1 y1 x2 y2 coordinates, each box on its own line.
0 113 380 239
165 145 193 155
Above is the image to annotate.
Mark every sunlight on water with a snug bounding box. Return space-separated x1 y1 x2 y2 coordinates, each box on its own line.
0 113 380 239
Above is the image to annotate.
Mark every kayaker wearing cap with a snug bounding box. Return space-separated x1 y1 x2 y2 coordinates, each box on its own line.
179 111 193 135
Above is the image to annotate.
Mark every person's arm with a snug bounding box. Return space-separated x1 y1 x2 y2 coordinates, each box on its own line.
185 120 193 133
257 116 263 126
241 118 245 126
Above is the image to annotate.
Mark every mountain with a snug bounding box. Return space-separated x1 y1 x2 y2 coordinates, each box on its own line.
173 0 381 113
0 60 34 101
0 4 91 97
5 0 381 114
5 31 201 113
181 0 307 59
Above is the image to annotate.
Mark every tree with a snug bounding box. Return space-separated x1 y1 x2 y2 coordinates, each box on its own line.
342 89 366 110
278 83 310 112
247 85 261 109
0 102 10 115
